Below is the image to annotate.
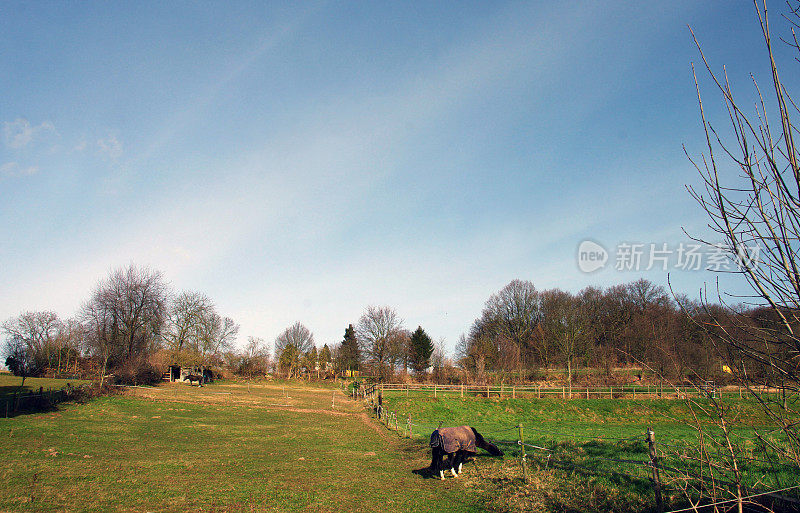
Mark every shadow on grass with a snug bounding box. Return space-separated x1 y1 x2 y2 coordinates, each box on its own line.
0 383 98 418
412 466 439 479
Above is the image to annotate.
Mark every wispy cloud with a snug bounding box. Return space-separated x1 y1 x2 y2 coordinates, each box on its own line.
73 138 88 152
97 134 123 159
0 161 38 178
3 118 55 149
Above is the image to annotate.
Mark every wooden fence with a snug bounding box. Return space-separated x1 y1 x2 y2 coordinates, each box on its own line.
362 382 722 400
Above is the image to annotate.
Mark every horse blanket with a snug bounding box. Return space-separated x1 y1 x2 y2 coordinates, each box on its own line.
430 426 477 453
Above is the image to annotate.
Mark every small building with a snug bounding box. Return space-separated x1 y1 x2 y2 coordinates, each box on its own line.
165 365 213 383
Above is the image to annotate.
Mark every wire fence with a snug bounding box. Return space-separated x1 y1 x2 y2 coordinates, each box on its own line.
358 383 800 513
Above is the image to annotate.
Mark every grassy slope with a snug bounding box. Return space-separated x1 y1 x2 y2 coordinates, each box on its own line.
0 381 490 513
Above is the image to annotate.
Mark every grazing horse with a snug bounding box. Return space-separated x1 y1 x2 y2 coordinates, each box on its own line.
185 374 203 387
429 426 503 479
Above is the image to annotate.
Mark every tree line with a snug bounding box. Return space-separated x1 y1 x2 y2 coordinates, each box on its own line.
1 263 777 387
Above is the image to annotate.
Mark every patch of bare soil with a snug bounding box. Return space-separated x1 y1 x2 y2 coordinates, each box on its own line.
358 412 398 446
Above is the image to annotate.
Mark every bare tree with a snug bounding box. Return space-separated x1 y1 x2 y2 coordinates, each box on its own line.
275 322 314 378
540 289 587 395
485 280 542 348
195 312 239 364
357 306 404 380
679 1 800 507
3 335 38 387
236 336 271 378
81 264 168 385
163 291 213 353
2 311 62 373
687 0 800 455
162 291 238 367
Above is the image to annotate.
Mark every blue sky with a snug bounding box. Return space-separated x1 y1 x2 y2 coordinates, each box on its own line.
1 1 791 356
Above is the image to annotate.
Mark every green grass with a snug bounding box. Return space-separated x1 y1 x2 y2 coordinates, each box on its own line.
2 377 796 512
0 374 93 400
377 391 800 511
0 380 491 512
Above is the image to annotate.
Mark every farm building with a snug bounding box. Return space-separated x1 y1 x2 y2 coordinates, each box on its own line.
164 365 213 383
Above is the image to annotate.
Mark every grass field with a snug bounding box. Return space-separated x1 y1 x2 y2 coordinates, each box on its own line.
1 377 797 512
0 379 493 512
377 389 800 511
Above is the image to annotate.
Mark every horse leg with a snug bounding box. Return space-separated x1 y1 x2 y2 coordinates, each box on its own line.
451 451 463 477
448 452 459 477
431 447 445 480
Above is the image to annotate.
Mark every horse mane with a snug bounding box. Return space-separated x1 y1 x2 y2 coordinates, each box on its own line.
470 427 503 456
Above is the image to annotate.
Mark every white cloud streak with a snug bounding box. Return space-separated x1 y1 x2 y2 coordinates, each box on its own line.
97 134 123 159
0 161 38 178
3 118 55 149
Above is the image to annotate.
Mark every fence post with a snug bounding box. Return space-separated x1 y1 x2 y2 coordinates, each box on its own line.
461 384 464 398
513 386 516 399
586 388 589 400
486 385 490 398
610 386 613 399
408 415 412 438
518 424 528 482
633 387 636 400
434 384 437 398
647 428 664 513
562 387 565 399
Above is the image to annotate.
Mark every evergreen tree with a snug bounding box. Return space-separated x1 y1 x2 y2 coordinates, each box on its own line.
339 324 360 372
409 326 434 374
319 344 332 371
304 346 318 372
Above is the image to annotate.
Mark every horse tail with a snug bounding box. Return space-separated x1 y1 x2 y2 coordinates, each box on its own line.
471 427 503 456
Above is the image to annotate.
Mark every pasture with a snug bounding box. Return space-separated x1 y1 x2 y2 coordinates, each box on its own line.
1 377 797 512
377 389 800 511
0 379 490 512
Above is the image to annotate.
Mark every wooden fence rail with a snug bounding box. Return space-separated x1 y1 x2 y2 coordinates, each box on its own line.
359 383 765 400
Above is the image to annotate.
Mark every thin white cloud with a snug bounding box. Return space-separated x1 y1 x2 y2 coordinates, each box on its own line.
0 161 38 178
97 134 123 159
73 138 88 152
3 118 55 149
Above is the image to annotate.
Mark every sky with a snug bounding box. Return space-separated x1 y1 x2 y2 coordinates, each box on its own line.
1 1 795 357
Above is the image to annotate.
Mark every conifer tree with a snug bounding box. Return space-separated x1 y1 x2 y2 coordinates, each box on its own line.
409 326 434 374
